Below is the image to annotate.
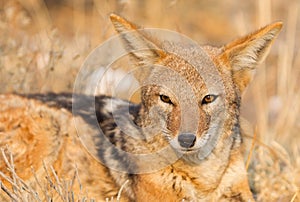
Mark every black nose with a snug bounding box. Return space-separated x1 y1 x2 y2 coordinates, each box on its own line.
178 133 196 148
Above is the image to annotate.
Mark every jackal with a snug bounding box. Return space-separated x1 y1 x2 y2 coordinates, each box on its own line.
0 14 282 201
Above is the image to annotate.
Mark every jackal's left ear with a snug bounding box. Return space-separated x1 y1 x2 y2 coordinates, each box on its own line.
219 22 283 93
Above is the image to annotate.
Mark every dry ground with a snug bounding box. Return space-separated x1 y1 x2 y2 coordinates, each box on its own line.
0 0 299 201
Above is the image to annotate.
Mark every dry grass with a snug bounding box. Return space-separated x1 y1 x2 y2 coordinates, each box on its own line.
0 0 299 201
0 147 125 201
0 147 82 201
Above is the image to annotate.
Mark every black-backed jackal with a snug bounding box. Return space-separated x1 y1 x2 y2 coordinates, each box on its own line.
0 14 282 201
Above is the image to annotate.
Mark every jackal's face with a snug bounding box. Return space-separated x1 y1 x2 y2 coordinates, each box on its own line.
137 49 230 161
110 14 282 162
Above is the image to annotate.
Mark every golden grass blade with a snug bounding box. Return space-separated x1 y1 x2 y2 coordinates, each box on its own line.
245 126 257 170
290 190 299 202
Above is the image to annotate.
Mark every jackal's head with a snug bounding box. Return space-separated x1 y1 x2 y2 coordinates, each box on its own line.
110 14 282 163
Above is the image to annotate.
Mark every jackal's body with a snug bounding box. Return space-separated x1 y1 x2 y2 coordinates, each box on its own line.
0 93 249 201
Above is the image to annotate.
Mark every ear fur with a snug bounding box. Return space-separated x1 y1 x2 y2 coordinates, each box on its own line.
110 14 166 65
219 22 283 92
110 13 167 82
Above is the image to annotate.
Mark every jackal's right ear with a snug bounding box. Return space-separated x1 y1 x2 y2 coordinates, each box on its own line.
219 22 283 93
110 14 166 80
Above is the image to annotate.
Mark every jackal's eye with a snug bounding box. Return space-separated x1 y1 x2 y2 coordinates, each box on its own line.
201 94 217 105
160 95 173 104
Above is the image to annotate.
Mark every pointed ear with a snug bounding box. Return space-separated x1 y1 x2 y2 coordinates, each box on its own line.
110 14 166 74
219 22 283 93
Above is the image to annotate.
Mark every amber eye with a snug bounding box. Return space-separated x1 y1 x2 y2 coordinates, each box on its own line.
201 94 217 105
160 94 173 104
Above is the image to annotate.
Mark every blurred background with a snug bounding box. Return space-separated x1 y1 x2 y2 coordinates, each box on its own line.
0 0 299 201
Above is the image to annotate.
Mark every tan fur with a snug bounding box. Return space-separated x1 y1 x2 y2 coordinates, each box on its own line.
0 14 282 201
